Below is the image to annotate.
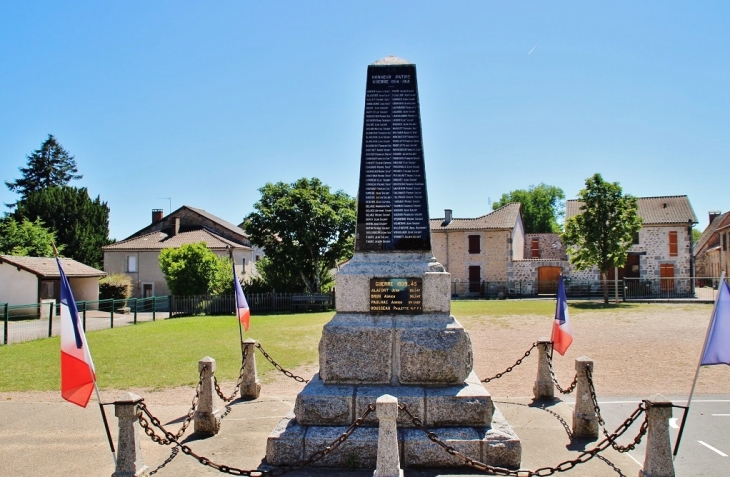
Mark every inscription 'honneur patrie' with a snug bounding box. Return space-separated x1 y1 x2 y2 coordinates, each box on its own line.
355 56 431 252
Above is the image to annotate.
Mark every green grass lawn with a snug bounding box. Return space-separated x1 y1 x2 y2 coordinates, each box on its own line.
0 299 655 393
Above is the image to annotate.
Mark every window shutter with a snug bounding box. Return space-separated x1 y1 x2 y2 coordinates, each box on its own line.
531 238 540 258
468 235 480 254
668 231 678 257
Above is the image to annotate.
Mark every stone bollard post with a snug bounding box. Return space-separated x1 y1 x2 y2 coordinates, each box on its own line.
112 392 149 477
194 356 220 435
374 394 403 477
533 338 554 400
240 339 261 399
572 356 598 438
640 394 675 477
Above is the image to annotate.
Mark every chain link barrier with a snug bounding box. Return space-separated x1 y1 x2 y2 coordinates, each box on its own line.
481 342 538 383
149 446 180 475
547 352 578 394
214 344 249 404
255 343 310 383
137 397 375 476
398 400 647 476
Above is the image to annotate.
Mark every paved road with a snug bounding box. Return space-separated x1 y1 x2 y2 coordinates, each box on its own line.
570 395 730 477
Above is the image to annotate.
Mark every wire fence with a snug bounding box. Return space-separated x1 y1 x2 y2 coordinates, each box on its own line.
170 291 335 316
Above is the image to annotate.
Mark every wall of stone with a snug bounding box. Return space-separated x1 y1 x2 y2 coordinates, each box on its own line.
523 234 567 260
631 226 692 278
431 229 512 282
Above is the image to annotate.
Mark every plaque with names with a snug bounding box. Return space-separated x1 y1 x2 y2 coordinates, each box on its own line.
355 57 431 252
369 277 423 314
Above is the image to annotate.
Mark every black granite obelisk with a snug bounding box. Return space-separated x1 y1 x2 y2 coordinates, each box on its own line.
355 56 431 252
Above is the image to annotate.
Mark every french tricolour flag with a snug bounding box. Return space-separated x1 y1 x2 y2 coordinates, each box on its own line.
58 258 96 407
700 279 730 366
233 264 250 331
551 275 573 356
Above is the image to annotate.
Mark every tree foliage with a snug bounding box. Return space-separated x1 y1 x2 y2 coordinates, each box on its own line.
13 186 112 268
243 178 356 293
0 217 62 257
159 243 231 296
5 135 82 206
562 173 643 303
492 183 565 233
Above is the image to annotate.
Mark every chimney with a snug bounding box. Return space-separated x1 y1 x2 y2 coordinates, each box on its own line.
152 209 164 224
172 217 180 236
444 209 452 225
709 211 722 224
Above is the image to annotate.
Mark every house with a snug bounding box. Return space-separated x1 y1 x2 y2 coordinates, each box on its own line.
695 211 730 279
0 255 105 307
429 203 524 292
103 206 262 298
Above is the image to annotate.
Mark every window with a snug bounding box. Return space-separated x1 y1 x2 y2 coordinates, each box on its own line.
40 281 54 300
126 255 137 273
468 235 480 254
256 255 261 262
241 257 246 273
668 231 678 257
531 238 540 259
632 232 640 245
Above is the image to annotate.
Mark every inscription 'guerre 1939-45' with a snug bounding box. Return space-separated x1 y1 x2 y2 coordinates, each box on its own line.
370 277 422 314
355 57 431 252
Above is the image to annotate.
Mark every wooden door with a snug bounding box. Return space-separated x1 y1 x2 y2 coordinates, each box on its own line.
660 264 675 293
538 266 561 294
468 266 481 293
608 254 641 280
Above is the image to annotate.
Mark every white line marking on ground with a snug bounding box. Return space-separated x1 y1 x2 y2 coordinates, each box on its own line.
626 452 643 467
669 418 679 429
712 414 730 416
698 441 728 457
594 399 730 405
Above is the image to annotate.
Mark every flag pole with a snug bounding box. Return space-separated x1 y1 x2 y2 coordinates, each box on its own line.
52 241 116 467
673 271 726 457
233 263 244 346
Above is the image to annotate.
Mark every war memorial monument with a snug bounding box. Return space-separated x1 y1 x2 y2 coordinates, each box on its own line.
266 56 522 470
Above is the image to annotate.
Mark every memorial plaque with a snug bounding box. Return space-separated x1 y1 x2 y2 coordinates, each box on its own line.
355 57 431 252
370 277 423 314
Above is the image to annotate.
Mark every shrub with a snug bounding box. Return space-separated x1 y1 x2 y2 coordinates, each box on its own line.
99 274 133 301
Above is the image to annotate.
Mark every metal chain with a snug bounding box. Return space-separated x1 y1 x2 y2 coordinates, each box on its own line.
547 353 578 394
482 342 538 383
586 366 650 452
149 446 180 475
214 344 249 403
255 343 309 383
137 398 375 476
398 401 647 476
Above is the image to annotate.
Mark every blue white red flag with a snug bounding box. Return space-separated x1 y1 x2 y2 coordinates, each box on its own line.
701 279 730 366
551 275 573 356
58 258 96 407
233 264 250 331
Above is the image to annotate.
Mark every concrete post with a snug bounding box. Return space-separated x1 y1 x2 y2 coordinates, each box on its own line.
533 338 554 400
240 339 261 399
572 356 598 438
194 356 220 435
112 392 149 477
374 394 403 477
640 394 675 477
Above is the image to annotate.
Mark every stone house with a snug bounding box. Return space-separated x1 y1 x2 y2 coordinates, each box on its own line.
429 203 524 293
0 255 105 310
103 206 262 298
694 211 730 280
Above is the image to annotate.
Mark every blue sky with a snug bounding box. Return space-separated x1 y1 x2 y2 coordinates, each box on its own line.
1 1 728 241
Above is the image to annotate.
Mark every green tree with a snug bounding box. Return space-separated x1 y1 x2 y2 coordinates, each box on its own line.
13 186 112 268
0 217 63 257
562 173 643 304
5 135 82 206
492 183 565 233
243 178 356 293
159 243 231 296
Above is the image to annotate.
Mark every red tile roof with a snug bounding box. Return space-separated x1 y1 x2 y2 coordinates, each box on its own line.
566 196 697 225
102 228 251 251
0 255 105 278
430 203 521 231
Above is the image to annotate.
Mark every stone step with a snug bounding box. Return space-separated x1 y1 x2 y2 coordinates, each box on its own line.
295 371 493 428
266 405 521 469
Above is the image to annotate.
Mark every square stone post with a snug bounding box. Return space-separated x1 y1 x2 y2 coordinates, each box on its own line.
640 394 675 477
194 356 220 435
241 339 261 399
374 394 403 477
571 356 598 438
533 338 554 400
112 392 149 477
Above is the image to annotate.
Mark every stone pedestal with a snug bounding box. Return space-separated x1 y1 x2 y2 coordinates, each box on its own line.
194 356 220 436
240 339 262 399
533 339 554 400
266 252 522 469
572 357 598 438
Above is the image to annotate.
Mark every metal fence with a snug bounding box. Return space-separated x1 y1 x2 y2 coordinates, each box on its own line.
451 277 726 301
170 292 335 316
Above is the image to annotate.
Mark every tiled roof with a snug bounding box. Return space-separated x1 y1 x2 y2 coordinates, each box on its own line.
430 203 521 231
566 196 697 225
185 206 249 238
103 228 252 251
0 255 105 278
694 211 730 255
